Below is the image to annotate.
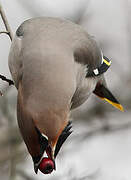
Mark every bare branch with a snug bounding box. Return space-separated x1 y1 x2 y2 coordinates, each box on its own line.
0 74 14 96
0 2 13 40
0 2 14 95
0 74 14 86
0 31 9 35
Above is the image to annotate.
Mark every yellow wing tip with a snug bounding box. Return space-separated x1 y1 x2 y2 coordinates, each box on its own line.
104 98 124 112
103 58 111 66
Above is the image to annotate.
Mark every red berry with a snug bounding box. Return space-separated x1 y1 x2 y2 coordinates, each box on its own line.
39 157 54 174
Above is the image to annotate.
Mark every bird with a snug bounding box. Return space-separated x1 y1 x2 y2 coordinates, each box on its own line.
8 17 123 174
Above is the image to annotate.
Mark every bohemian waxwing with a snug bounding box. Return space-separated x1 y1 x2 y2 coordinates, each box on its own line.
8 17 123 174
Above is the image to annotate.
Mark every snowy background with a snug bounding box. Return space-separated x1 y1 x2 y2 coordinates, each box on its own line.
0 0 131 180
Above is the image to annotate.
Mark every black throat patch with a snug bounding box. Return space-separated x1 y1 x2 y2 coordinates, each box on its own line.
32 127 48 164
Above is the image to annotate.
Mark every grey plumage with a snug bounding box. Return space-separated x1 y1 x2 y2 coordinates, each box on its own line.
9 17 121 174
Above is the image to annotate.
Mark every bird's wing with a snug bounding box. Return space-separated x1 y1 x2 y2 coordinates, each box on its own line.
8 34 23 88
73 37 123 111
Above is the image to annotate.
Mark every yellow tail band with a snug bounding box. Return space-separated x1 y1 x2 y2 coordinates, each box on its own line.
104 98 124 112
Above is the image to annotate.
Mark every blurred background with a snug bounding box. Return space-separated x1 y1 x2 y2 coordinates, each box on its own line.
0 0 131 180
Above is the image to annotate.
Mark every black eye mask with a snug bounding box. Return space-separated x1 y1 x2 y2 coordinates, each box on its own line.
54 121 73 158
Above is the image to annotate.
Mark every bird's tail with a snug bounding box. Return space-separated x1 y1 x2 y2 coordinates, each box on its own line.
93 83 124 112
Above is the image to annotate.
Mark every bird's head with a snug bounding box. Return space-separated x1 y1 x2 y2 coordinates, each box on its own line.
32 121 72 174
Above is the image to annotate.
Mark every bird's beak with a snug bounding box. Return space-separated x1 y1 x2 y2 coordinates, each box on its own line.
33 157 56 174
34 163 39 174
46 145 56 170
32 155 42 174
33 145 56 174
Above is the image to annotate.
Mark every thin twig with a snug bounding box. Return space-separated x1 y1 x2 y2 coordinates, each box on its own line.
0 2 13 40
0 74 14 85
0 74 14 96
0 31 9 35
0 2 14 96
